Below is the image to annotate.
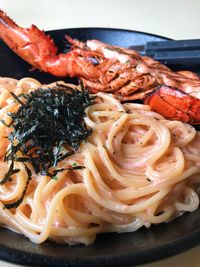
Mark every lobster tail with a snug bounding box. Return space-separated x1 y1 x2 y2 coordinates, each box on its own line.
145 85 200 124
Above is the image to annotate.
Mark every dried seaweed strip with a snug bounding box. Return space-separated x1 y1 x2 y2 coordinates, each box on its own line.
2 83 94 208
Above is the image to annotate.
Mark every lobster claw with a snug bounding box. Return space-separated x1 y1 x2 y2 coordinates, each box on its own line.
144 85 200 125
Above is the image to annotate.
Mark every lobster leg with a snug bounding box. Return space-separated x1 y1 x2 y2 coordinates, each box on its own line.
145 85 200 124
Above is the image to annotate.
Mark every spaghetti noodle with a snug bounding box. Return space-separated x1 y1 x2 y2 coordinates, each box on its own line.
0 77 200 245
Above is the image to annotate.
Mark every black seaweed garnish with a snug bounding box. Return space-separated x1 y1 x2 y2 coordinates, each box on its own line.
0 160 20 185
2 83 94 209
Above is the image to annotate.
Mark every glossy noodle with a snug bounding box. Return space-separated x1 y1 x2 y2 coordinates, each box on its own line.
0 77 200 245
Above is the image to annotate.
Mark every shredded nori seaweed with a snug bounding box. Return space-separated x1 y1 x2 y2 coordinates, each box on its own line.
2 82 94 209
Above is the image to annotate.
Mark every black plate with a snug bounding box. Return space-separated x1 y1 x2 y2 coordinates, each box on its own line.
0 28 200 267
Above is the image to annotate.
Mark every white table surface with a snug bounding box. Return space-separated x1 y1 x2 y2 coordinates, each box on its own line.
1 1 200 266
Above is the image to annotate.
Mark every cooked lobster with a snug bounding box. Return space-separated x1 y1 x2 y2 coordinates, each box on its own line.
0 9 200 124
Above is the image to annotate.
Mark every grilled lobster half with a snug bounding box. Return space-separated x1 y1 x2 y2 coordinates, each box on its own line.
0 9 200 124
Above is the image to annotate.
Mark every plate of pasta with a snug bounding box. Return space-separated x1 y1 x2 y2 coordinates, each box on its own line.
0 26 200 267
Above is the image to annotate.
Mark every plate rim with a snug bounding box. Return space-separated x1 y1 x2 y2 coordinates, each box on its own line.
46 26 172 41
0 226 200 267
